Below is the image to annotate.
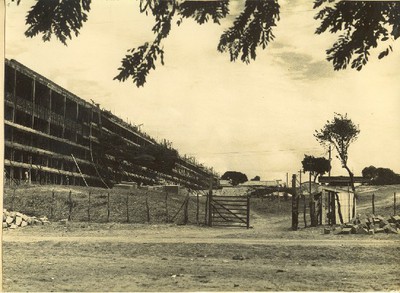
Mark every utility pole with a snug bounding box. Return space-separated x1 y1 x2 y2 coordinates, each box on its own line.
286 172 288 188
328 145 332 177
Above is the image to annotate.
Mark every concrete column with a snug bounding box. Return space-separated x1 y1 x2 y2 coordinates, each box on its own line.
75 102 79 142
62 95 67 138
12 68 17 123
47 89 52 134
31 78 36 128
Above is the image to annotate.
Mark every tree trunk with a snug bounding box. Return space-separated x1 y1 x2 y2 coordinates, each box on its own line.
344 164 357 218
344 165 356 194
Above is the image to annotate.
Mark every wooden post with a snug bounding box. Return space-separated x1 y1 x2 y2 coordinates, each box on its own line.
246 196 250 229
50 189 55 219
11 188 16 211
291 174 298 231
87 191 91 222
68 190 72 221
372 193 375 215
309 172 316 227
126 193 129 223
196 192 199 225
394 192 397 216
321 189 326 225
208 178 213 227
165 191 169 223
204 194 208 225
183 194 189 225
335 194 344 224
145 194 150 223
300 171 306 228
107 192 110 222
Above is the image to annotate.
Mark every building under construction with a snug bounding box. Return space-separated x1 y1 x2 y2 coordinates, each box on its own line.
4 59 218 189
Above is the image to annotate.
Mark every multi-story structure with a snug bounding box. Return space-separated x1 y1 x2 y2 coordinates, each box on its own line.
4 59 218 189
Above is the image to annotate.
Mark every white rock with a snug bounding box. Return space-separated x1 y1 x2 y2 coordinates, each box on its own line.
15 216 22 226
6 216 14 224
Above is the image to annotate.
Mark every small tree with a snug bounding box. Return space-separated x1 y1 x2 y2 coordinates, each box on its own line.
314 113 360 193
251 176 261 181
302 155 331 182
363 166 400 185
221 171 248 186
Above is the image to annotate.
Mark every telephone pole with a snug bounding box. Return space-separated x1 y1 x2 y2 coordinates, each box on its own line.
328 145 332 177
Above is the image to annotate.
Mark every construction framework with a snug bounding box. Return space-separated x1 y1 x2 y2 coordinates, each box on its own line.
4 59 218 189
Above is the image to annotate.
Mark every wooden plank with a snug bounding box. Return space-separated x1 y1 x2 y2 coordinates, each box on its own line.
212 214 247 219
211 224 248 228
212 195 248 199
212 201 247 205
213 198 248 201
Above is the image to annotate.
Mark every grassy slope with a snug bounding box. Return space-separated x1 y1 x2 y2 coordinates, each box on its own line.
3 184 399 225
356 184 400 216
3 185 208 224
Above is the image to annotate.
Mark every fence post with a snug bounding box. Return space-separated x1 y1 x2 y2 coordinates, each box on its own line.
246 196 250 229
183 194 189 225
372 193 375 215
11 188 16 211
394 192 397 215
107 192 110 222
291 174 298 231
68 190 72 221
50 189 55 219
204 194 208 226
196 192 199 225
87 191 91 222
165 191 169 223
208 178 213 227
145 194 150 223
126 192 129 223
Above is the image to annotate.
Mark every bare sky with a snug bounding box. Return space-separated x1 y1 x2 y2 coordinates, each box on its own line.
5 0 400 181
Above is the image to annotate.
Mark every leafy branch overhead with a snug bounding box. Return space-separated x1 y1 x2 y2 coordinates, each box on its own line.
17 0 399 87
314 0 400 71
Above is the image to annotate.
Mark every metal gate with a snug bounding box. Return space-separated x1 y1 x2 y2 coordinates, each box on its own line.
208 195 250 228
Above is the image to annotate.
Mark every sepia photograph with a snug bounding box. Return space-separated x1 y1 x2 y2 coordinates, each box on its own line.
2 0 400 291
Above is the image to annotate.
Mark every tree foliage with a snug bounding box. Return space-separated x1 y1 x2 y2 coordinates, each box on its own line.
314 113 360 192
24 0 91 45
362 165 400 185
251 175 261 181
221 171 248 186
301 155 331 182
314 0 400 71
95 131 178 184
15 0 399 87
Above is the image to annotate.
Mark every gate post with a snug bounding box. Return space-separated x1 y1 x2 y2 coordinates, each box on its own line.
208 177 213 227
246 196 250 229
291 174 298 230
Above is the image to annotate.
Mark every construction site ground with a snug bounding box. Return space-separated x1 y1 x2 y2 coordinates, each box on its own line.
2 185 400 292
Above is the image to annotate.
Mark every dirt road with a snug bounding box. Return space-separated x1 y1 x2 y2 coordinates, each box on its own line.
3 221 400 292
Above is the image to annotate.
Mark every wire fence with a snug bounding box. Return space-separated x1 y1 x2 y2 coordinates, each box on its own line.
3 186 210 225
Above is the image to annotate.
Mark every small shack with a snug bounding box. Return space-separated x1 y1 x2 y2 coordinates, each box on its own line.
321 187 356 225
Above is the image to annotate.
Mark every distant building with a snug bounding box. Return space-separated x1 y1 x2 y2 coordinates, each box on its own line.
218 179 233 188
239 180 282 188
319 176 368 186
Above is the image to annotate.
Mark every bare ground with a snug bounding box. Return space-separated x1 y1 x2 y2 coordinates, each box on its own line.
2 185 400 292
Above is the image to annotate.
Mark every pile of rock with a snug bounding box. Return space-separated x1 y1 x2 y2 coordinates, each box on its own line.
337 214 400 235
2 209 50 229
